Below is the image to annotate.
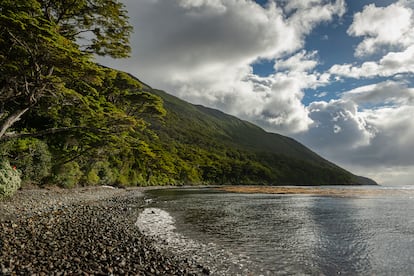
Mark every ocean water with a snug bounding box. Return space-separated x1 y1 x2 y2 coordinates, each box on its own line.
136 186 414 275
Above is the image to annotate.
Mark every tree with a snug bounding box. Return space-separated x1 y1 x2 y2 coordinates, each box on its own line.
37 68 165 168
0 0 132 140
38 0 132 58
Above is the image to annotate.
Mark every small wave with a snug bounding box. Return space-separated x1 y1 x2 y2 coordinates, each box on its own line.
135 208 258 275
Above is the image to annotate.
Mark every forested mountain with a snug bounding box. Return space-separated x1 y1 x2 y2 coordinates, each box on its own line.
1 68 375 188
0 0 375 196
140 82 376 186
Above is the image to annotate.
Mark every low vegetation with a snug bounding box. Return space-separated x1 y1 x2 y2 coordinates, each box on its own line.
0 160 21 199
0 0 373 198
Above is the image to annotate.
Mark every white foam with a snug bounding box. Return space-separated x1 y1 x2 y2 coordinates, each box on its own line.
136 208 176 233
135 208 256 275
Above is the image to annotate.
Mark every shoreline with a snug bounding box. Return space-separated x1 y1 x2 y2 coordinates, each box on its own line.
2 184 409 274
0 186 208 275
215 185 411 197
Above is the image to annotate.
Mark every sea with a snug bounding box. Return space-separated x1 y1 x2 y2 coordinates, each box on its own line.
135 186 414 275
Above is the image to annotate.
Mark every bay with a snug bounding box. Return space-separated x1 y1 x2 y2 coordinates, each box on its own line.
136 186 414 275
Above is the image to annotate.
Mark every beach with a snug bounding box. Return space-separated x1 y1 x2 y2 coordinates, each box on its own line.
0 186 208 275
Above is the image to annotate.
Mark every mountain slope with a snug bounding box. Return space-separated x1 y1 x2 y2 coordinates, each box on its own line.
143 86 376 185
3 67 375 187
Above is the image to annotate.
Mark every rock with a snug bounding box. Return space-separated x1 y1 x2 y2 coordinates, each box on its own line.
202 267 211 275
0 188 207 275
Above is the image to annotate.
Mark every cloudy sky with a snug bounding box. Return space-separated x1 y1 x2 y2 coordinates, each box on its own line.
99 0 414 186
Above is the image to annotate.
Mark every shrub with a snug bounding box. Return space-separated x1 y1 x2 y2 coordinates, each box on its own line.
115 174 129 187
54 161 83 188
92 161 117 185
129 171 146 186
0 160 21 199
85 169 100 185
81 161 118 186
0 138 52 186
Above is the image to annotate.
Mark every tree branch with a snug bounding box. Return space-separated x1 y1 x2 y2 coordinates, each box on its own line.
0 123 134 141
0 107 30 139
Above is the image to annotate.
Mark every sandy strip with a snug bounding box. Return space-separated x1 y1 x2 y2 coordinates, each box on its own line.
216 185 408 197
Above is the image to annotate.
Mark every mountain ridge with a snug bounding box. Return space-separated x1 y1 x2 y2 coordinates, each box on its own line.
2 67 376 188
140 81 376 186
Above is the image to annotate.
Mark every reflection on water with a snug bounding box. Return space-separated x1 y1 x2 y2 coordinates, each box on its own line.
309 198 372 275
143 187 414 275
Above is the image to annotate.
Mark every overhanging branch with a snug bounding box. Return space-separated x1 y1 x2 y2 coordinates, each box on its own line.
0 108 30 139
0 124 132 141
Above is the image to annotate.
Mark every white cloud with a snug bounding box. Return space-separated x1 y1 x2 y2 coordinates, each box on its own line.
329 45 414 78
347 1 414 57
177 0 227 11
239 50 332 133
341 80 414 105
97 0 414 185
330 1 414 80
315 91 328 98
285 0 346 34
296 80 414 184
275 50 318 72
298 99 373 151
99 0 345 134
304 0 414 185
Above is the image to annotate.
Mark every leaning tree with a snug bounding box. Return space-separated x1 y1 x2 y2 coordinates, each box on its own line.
0 0 132 140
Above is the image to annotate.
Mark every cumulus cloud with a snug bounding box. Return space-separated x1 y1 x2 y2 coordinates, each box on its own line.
98 0 414 185
347 1 414 57
284 0 346 34
330 0 414 81
297 80 414 185
298 99 373 151
341 80 414 105
301 0 414 184
99 0 345 134
275 50 319 72
329 45 414 78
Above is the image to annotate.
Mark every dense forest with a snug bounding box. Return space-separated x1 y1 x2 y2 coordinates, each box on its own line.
0 0 374 198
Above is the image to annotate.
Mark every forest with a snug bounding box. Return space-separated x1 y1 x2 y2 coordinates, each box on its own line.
0 0 372 198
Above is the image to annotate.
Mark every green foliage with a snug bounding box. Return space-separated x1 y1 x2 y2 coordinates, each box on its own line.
85 169 100 186
53 162 83 189
144 89 361 185
0 138 52 185
116 174 129 187
90 161 117 186
45 0 133 58
0 62 365 187
0 0 132 140
0 0 367 188
0 160 21 199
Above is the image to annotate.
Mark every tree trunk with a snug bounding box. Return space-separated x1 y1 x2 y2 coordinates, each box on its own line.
0 107 30 140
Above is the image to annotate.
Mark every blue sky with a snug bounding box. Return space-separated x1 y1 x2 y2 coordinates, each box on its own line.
253 0 409 105
100 0 414 185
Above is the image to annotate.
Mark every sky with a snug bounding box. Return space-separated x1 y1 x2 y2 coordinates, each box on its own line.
99 0 414 186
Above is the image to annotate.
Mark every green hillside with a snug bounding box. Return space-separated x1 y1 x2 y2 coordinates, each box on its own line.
144 86 375 186
0 1 376 198
157 89 324 163
1 66 376 189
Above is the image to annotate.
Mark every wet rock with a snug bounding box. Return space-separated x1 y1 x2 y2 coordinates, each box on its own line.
0 189 208 275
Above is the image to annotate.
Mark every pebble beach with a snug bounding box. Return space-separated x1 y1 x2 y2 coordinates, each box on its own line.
0 186 208 275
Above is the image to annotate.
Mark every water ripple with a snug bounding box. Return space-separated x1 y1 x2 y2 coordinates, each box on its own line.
141 188 414 275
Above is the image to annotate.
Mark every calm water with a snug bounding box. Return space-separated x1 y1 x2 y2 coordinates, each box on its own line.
137 186 414 275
